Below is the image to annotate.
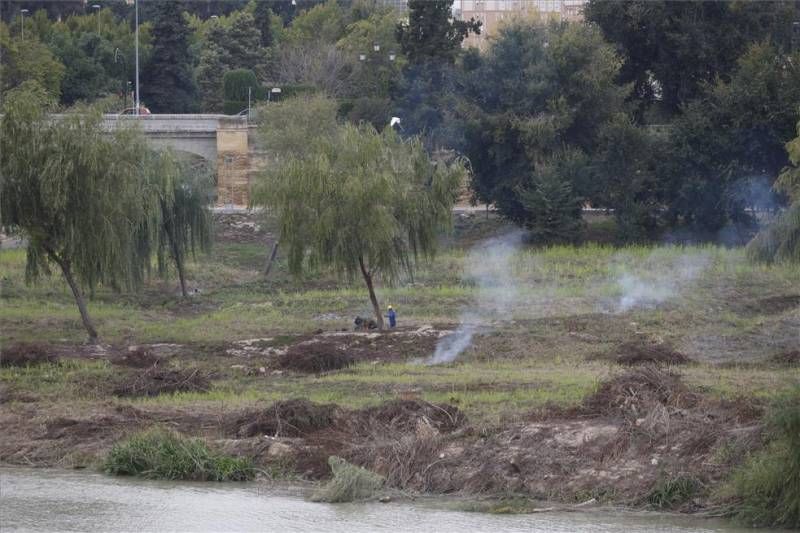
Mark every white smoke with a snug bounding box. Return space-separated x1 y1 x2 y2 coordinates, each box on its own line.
613 251 711 313
426 231 524 365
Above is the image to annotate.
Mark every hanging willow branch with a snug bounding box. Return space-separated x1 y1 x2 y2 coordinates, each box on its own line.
0 82 158 341
136 151 214 298
747 120 800 265
252 95 465 328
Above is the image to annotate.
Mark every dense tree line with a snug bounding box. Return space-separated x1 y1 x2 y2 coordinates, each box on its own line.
1 0 799 251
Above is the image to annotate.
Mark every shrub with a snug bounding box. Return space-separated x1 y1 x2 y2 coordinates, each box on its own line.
103 429 254 481
311 456 384 503
724 387 800 528
645 475 699 509
223 69 263 114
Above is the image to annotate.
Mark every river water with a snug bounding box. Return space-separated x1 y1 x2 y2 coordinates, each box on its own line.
0 468 756 532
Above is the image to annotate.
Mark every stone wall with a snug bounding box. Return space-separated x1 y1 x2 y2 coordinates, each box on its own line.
215 127 251 206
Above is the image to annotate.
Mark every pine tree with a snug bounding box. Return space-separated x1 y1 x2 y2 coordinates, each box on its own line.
227 11 263 72
196 23 231 112
136 151 214 298
140 1 197 113
396 0 481 64
252 1 274 48
519 166 584 244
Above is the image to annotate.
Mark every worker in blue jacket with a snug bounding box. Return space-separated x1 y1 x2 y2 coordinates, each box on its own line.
386 305 397 328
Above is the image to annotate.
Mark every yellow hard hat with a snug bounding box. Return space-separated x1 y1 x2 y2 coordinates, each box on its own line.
388 305 393 309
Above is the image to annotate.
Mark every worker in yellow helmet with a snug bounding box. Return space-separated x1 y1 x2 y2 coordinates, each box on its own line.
386 305 397 328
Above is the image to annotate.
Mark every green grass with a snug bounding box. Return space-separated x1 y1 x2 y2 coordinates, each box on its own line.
645 475 700 509
0 360 114 400
103 428 254 481
3 238 799 343
2 215 799 427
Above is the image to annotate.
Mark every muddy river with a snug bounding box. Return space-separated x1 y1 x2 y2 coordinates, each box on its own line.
0 468 755 532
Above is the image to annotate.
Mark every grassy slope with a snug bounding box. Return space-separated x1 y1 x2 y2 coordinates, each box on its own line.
1 214 799 424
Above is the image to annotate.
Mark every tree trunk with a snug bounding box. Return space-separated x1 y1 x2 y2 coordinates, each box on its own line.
165 222 188 298
358 256 384 330
264 240 279 277
53 254 99 342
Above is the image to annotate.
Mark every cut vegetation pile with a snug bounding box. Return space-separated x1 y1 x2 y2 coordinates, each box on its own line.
224 398 466 481
311 456 384 503
590 340 691 366
354 399 466 435
582 366 698 416
229 399 338 438
0 343 57 367
612 341 691 366
769 350 800 366
104 428 254 481
273 330 444 373
277 343 354 373
113 367 210 397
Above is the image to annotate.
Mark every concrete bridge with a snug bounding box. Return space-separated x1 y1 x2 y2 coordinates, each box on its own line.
102 114 263 205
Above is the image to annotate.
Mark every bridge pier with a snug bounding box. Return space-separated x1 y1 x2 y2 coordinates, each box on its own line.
102 114 262 206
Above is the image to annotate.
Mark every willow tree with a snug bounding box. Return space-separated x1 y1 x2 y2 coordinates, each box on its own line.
138 151 214 298
253 96 465 328
747 120 800 264
0 83 156 341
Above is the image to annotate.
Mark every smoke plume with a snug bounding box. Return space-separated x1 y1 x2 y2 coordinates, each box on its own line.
613 251 711 313
426 231 524 365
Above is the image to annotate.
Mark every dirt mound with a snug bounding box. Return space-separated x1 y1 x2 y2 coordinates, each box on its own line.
230 399 338 438
277 343 354 373
113 367 210 397
112 348 161 368
613 341 691 366
583 367 698 417
768 350 800 366
37 416 120 440
741 294 800 315
357 400 466 434
292 400 465 481
214 213 267 244
1 343 58 367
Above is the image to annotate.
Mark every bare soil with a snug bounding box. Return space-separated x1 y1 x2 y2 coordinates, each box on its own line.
111 347 163 368
1 343 59 367
226 326 448 372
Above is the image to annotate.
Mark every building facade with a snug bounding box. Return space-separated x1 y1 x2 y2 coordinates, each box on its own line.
457 0 587 50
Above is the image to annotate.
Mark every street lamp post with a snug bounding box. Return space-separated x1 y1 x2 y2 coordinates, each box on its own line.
92 4 101 33
20 9 29 40
358 46 398 96
135 0 140 116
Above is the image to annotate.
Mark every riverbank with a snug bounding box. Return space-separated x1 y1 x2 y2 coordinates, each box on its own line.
1 212 798 520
